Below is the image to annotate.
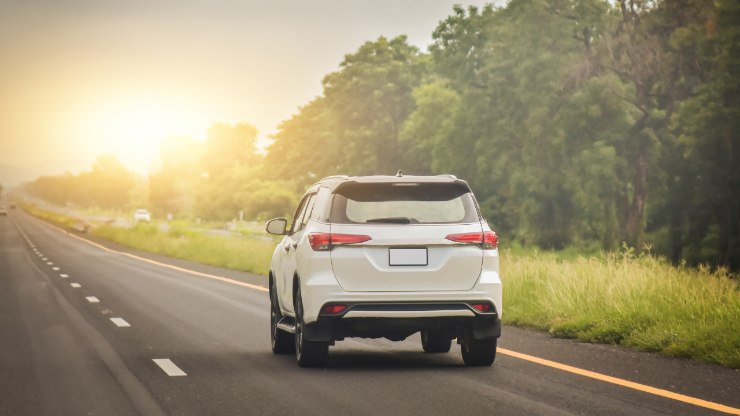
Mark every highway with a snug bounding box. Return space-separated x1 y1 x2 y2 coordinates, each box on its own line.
1 209 738 416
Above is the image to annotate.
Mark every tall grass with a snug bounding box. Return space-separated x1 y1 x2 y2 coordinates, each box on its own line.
93 223 276 276
502 249 740 368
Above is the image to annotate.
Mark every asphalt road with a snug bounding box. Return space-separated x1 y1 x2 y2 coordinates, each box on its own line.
1 209 738 416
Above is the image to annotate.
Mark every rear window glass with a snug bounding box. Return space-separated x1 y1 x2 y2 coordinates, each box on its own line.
330 182 480 224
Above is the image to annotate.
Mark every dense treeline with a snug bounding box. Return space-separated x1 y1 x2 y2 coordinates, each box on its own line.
25 124 297 221
24 0 738 270
265 0 739 271
25 155 137 209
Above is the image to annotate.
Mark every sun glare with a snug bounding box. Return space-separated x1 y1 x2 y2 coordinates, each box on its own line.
88 98 209 174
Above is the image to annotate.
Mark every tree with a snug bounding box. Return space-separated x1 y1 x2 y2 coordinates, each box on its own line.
267 36 428 181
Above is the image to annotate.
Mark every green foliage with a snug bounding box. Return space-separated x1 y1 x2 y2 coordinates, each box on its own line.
21 0 740 271
262 0 740 271
267 35 429 181
93 223 275 275
502 249 740 368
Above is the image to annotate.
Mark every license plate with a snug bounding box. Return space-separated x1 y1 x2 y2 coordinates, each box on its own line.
389 248 428 266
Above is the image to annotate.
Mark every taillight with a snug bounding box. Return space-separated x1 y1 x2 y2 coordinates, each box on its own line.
446 231 498 249
308 233 332 251
482 231 498 249
308 233 372 251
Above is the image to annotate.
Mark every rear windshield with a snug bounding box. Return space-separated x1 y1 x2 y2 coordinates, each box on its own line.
330 182 480 224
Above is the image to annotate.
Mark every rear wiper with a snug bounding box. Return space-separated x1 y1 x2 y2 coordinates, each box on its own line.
365 217 412 224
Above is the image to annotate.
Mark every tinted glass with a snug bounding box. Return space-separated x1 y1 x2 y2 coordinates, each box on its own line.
330 182 480 224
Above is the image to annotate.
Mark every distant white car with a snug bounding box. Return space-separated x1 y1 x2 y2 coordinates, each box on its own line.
133 209 151 223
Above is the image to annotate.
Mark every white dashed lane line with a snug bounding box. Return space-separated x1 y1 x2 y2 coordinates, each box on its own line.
46 262 53 265
70 283 81 288
153 359 187 377
86 296 100 303
52 267 60 271
110 317 131 327
60 274 68 278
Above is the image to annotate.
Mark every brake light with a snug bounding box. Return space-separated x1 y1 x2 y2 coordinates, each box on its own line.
446 231 498 249
309 233 372 251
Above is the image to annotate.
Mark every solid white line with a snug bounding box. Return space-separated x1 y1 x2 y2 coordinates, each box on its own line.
70 283 81 288
86 296 100 303
153 359 186 376
52 267 60 271
110 317 131 327
60 274 69 278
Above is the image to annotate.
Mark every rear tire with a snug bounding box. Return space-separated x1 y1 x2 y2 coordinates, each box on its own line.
294 287 328 367
461 337 497 366
421 330 452 353
270 283 295 354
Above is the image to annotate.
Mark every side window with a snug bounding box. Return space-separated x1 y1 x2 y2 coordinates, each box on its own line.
289 195 310 235
290 193 317 234
310 187 330 221
295 194 316 233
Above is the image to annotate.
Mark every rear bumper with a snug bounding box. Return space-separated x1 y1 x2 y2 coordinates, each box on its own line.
303 313 501 342
299 273 502 324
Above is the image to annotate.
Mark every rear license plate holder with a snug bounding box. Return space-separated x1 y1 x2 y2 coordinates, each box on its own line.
389 248 428 266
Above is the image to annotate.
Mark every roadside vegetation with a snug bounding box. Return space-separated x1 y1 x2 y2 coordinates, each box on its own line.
22 0 740 273
93 223 275 276
503 249 740 368
21 203 276 276
22 204 739 368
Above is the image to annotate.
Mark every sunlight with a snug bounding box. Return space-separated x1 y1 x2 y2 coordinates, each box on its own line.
87 97 209 173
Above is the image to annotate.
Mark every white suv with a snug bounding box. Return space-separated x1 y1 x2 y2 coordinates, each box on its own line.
266 174 502 367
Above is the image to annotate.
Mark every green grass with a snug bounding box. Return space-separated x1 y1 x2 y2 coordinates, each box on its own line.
92 223 276 276
21 203 277 276
502 249 740 368
20 203 85 229
21 203 740 368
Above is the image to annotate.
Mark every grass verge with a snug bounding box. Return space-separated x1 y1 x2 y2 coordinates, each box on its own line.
21 203 276 276
20 203 740 368
502 249 740 368
93 223 276 276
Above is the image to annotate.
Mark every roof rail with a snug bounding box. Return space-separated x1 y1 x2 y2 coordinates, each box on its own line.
319 175 349 181
437 174 458 179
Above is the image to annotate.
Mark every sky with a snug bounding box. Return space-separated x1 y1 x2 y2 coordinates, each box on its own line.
0 0 494 186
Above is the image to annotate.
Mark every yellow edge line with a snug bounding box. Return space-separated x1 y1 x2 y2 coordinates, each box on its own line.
20 214 740 415
498 348 740 415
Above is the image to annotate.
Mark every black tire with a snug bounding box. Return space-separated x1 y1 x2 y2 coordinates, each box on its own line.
461 337 497 366
270 283 295 354
294 287 328 367
421 330 452 353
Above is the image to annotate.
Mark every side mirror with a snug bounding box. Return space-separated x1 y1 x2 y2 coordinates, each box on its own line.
265 217 288 235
